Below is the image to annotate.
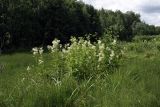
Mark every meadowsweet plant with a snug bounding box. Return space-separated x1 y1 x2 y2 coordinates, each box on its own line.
47 39 61 53
65 37 98 80
31 47 45 79
31 36 123 81
32 47 44 65
102 34 124 72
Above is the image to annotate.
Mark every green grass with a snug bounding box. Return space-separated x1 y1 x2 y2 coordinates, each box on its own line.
0 53 34 104
0 40 160 107
0 53 33 88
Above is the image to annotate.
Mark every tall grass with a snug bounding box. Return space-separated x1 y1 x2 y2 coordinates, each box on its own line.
0 36 160 107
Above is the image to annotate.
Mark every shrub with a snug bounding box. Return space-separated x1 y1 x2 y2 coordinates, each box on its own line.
31 36 123 80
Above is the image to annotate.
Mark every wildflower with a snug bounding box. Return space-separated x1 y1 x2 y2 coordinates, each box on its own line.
47 45 52 50
52 39 60 49
99 44 105 50
82 43 86 48
98 50 105 62
62 49 65 53
98 40 102 44
52 39 60 46
91 45 96 49
65 44 70 48
84 41 87 45
121 50 124 55
21 78 25 83
106 47 111 51
59 44 62 48
110 50 115 57
27 66 31 71
87 41 92 46
71 37 76 43
32 47 38 52
109 50 115 61
39 47 43 55
98 56 104 62
38 59 44 65
67 46 71 50
32 47 38 55
32 47 44 55
47 39 61 52
97 65 100 68
112 39 117 45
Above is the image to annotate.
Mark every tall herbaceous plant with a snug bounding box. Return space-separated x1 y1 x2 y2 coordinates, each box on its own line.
31 35 124 81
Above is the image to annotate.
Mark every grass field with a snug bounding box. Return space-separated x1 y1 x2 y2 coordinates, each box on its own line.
0 37 160 107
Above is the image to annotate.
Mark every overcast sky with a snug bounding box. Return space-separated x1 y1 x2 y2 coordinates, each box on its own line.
81 0 160 26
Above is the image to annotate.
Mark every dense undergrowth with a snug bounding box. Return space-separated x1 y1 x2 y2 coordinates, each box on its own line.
0 35 160 107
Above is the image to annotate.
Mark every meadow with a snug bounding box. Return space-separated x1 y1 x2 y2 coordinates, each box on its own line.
0 36 160 107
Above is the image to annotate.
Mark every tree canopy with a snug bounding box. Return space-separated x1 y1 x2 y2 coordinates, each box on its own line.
0 0 160 52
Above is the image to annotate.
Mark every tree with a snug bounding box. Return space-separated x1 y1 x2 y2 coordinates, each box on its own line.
0 0 159 52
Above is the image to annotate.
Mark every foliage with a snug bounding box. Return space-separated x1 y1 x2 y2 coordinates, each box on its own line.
1 36 160 107
126 35 160 53
99 10 141 41
1 0 159 52
132 22 157 35
31 36 122 81
0 0 102 51
1 37 160 106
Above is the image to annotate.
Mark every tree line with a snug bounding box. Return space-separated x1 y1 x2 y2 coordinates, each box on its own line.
0 0 160 52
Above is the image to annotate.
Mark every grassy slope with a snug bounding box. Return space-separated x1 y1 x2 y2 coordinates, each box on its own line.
0 45 160 106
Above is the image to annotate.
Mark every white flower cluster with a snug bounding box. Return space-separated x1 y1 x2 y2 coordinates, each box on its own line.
38 59 44 65
109 50 115 61
98 42 105 62
32 47 43 55
65 38 95 54
32 47 44 65
47 39 60 52
112 39 117 45
108 40 117 64
27 66 31 71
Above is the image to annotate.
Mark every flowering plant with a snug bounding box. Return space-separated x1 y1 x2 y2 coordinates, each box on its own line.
30 36 123 81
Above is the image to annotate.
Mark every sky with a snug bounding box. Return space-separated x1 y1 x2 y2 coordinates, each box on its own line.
81 0 160 26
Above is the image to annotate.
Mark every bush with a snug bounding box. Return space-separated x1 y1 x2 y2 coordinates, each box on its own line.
32 36 123 80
